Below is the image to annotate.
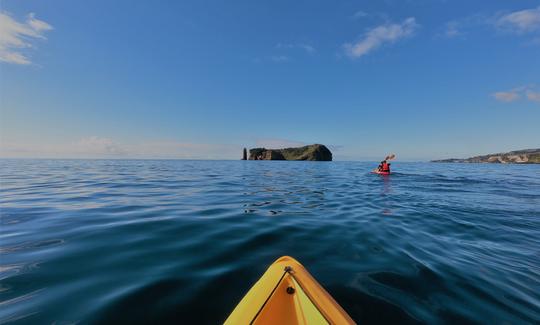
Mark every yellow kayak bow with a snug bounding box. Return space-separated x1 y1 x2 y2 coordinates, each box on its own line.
225 256 355 324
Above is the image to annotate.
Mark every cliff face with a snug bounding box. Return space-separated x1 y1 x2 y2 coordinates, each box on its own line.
432 149 540 164
249 144 332 161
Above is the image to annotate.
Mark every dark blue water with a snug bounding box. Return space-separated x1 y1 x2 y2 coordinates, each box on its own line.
1 160 539 324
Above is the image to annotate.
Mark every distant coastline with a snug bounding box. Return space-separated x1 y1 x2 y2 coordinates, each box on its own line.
432 148 540 164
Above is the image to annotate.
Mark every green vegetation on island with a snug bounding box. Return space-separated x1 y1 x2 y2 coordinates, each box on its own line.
432 149 540 164
247 144 332 161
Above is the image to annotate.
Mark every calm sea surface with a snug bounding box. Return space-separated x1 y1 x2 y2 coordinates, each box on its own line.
1 159 539 324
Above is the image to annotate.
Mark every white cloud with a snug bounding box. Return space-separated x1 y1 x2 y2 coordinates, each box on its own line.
442 8 540 41
343 17 418 58
0 11 53 65
497 6 540 33
26 13 52 32
492 91 520 102
492 85 540 104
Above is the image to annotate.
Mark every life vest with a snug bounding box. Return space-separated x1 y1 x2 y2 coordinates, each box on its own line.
381 162 390 172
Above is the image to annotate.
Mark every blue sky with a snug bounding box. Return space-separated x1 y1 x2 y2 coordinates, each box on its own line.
1 0 539 160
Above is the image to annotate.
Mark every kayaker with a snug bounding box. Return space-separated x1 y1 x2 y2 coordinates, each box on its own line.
378 160 390 173
373 154 395 174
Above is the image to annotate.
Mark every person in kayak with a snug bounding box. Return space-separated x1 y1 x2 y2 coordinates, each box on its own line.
378 160 390 173
373 154 395 174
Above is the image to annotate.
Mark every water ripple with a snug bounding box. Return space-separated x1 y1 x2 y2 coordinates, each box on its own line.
0 160 539 323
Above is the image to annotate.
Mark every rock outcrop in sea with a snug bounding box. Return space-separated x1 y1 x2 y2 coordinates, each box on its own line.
432 148 540 164
248 144 332 161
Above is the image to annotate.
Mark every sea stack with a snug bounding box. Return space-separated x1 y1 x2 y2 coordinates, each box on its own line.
242 148 247 160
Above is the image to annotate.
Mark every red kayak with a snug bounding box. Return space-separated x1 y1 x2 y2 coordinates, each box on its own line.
372 170 390 175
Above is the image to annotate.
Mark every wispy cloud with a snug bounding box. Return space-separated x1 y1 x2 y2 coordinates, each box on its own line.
252 54 292 64
0 137 243 159
343 17 418 58
127 140 242 159
0 136 123 158
254 42 315 64
0 11 53 65
439 14 491 39
276 43 316 54
492 85 540 104
496 6 540 33
270 55 290 63
527 91 540 103
76 136 126 155
350 11 389 21
444 21 462 38
327 144 344 152
443 7 540 40
352 11 368 19
492 91 520 102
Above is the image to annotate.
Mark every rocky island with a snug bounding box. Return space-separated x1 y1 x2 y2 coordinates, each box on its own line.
432 148 540 164
247 144 332 161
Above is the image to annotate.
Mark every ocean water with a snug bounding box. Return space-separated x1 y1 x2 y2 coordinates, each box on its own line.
0 159 539 324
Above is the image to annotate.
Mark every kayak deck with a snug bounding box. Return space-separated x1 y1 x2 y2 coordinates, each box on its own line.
224 256 355 325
